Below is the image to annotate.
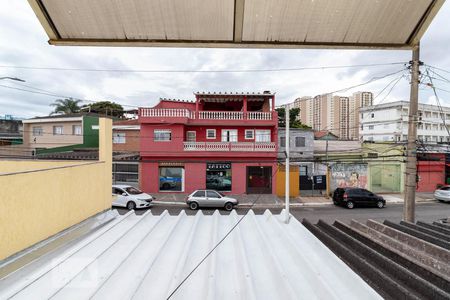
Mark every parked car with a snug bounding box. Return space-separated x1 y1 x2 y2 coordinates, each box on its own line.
434 186 450 202
186 190 238 211
333 187 385 209
112 185 154 210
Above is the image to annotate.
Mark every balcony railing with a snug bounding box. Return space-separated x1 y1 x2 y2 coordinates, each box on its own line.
184 142 276 152
140 108 192 118
140 108 273 121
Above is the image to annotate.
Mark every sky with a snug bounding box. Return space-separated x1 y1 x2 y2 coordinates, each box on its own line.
0 1 450 118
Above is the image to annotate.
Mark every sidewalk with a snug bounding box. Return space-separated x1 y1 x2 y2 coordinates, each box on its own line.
151 192 438 208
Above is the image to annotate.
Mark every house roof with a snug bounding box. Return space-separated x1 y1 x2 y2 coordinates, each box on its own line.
314 131 338 139
28 0 444 49
0 210 380 299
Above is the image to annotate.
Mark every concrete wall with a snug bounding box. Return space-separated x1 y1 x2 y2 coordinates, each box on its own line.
277 129 314 159
0 118 112 261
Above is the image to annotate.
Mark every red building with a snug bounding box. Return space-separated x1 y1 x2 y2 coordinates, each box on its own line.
417 153 446 192
139 92 278 195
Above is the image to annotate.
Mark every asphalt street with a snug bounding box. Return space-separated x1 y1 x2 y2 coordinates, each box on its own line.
114 201 450 224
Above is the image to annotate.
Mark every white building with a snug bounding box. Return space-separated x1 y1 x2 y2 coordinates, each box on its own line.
360 101 450 143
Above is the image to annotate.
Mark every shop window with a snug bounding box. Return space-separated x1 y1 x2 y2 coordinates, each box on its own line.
159 167 183 191
206 162 231 191
154 129 171 141
206 129 216 139
245 129 254 139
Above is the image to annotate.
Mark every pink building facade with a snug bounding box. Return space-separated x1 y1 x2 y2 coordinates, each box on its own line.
139 92 278 195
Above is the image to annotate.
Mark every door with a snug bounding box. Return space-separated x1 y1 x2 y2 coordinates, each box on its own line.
112 187 127 207
359 189 374 206
206 190 223 207
191 190 206 206
247 166 272 194
221 129 238 142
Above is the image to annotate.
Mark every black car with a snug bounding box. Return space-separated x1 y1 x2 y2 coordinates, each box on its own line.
333 188 385 209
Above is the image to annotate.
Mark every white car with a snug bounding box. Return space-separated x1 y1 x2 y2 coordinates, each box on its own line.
434 186 450 202
112 185 155 209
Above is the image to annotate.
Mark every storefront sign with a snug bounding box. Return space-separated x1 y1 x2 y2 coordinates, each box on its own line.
207 162 231 170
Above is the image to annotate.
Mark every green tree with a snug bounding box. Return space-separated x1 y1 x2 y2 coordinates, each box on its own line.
275 107 311 129
50 98 82 115
82 101 124 118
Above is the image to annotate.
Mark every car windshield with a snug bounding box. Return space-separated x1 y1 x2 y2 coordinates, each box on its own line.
124 187 143 195
217 192 225 197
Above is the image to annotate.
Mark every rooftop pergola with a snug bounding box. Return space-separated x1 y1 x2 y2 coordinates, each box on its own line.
29 0 444 49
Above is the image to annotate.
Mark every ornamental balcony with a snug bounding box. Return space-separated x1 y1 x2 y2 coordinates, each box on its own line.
183 142 276 152
140 108 274 121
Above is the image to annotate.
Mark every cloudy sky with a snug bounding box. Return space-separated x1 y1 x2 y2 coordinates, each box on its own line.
0 1 449 118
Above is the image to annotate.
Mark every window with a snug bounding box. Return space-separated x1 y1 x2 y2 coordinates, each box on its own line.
207 191 221 198
255 130 271 142
53 126 63 135
193 191 205 197
206 162 232 191
299 166 308 176
186 131 196 142
113 133 126 144
206 129 216 139
371 113 374 118
154 129 171 141
159 167 183 191
368 125 374 130
32 126 43 136
221 129 238 142
295 136 305 147
245 129 254 139
72 125 82 135
113 163 139 185
280 137 286 147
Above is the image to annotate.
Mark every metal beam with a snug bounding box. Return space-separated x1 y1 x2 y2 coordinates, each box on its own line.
408 0 445 46
233 0 245 43
48 39 413 50
27 0 59 40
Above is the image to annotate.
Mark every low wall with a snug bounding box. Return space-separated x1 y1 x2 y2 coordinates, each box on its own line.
0 118 112 261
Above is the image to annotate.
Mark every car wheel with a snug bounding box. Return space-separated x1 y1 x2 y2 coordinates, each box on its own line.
346 201 354 209
189 202 199 210
376 200 384 208
126 201 136 210
224 202 234 211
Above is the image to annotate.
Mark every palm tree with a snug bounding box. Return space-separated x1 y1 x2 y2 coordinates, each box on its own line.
50 98 82 115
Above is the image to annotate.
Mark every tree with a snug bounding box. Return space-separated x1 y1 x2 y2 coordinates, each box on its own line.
50 98 82 115
275 107 311 129
82 101 124 118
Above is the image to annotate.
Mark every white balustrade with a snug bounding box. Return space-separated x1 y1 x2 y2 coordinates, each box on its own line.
140 108 192 118
247 112 272 120
199 111 243 120
184 142 275 152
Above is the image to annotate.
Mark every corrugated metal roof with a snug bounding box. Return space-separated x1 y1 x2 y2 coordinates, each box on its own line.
28 0 445 49
0 210 381 299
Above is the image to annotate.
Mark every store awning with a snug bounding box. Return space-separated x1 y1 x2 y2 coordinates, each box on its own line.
28 0 445 49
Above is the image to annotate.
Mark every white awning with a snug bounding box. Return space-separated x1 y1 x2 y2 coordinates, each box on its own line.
28 0 445 49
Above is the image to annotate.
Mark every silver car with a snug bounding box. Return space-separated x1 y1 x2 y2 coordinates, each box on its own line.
186 190 238 211
434 186 450 202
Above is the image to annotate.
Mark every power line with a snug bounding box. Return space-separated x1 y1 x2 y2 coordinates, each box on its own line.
0 62 407 74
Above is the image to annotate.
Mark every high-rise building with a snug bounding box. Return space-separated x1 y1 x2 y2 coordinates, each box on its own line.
294 91 373 140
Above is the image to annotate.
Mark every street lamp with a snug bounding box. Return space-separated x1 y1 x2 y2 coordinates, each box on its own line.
0 77 25 82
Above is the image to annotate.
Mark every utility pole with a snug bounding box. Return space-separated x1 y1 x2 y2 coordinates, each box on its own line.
404 43 421 223
325 139 329 198
285 105 290 223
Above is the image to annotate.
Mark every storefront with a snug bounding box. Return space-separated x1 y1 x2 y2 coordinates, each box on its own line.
206 162 232 191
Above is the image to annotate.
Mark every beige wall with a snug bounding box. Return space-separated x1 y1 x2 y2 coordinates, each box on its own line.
0 118 112 260
23 119 83 149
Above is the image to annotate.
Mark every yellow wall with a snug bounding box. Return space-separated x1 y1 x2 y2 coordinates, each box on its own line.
276 165 299 197
0 118 112 261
